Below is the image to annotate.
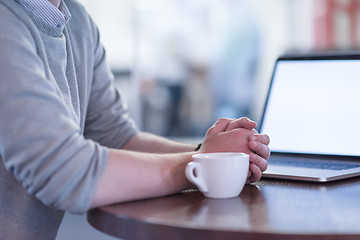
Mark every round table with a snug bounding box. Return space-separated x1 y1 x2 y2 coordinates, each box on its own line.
87 178 360 240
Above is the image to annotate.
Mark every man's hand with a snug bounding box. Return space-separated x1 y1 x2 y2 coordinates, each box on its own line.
200 117 270 184
224 118 270 183
199 118 257 154
225 118 270 183
246 134 270 183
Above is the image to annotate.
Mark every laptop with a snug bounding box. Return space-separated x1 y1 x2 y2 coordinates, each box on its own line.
259 53 360 182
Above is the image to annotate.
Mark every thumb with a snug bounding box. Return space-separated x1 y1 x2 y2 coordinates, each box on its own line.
225 117 257 131
206 118 233 135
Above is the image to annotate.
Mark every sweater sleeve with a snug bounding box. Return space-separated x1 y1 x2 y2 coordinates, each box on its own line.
0 3 108 214
82 18 138 149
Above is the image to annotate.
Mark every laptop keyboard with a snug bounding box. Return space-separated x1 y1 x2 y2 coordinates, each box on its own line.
270 158 360 170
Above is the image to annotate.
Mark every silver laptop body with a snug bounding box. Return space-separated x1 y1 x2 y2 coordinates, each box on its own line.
259 53 360 182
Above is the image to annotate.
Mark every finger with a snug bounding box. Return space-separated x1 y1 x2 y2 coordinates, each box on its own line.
250 128 259 136
247 169 252 177
206 118 233 135
249 140 270 161
249 152 268 172
248 163 262 183
250 134 270 145
246 170 253 184
225 117 257 131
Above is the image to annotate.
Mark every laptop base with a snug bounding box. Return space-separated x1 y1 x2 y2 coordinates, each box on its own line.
263 164 360 182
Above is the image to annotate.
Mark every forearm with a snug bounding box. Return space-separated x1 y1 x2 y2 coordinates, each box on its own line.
90 149 193 208
123 132 197 153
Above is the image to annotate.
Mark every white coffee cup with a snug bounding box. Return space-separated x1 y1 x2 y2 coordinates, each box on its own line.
185 152 249 199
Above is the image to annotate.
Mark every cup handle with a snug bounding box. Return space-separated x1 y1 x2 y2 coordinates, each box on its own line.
185 162 208 193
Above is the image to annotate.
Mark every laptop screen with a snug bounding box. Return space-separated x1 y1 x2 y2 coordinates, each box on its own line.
260 57 360 157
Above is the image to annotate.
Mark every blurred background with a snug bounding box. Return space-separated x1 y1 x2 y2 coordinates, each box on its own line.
57 0 360 239
76 0 360 138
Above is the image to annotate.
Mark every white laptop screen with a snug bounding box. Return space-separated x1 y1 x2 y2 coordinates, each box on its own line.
260 59 360 156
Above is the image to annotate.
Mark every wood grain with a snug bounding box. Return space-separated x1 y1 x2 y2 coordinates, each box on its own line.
88 177 360 240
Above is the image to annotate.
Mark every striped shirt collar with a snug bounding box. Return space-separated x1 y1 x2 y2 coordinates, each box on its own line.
18 0 72 28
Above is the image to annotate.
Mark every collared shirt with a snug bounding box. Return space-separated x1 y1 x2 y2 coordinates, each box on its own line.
17 0 71 28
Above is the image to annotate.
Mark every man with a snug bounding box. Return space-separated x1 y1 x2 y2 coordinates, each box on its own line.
0 0 270 239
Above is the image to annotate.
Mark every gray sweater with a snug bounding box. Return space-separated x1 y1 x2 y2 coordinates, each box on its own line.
0 0 137 219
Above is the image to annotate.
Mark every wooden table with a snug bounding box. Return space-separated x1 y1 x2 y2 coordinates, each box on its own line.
87 177 360 240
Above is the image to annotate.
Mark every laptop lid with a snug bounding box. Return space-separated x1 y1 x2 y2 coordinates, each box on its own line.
259 53 360 182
